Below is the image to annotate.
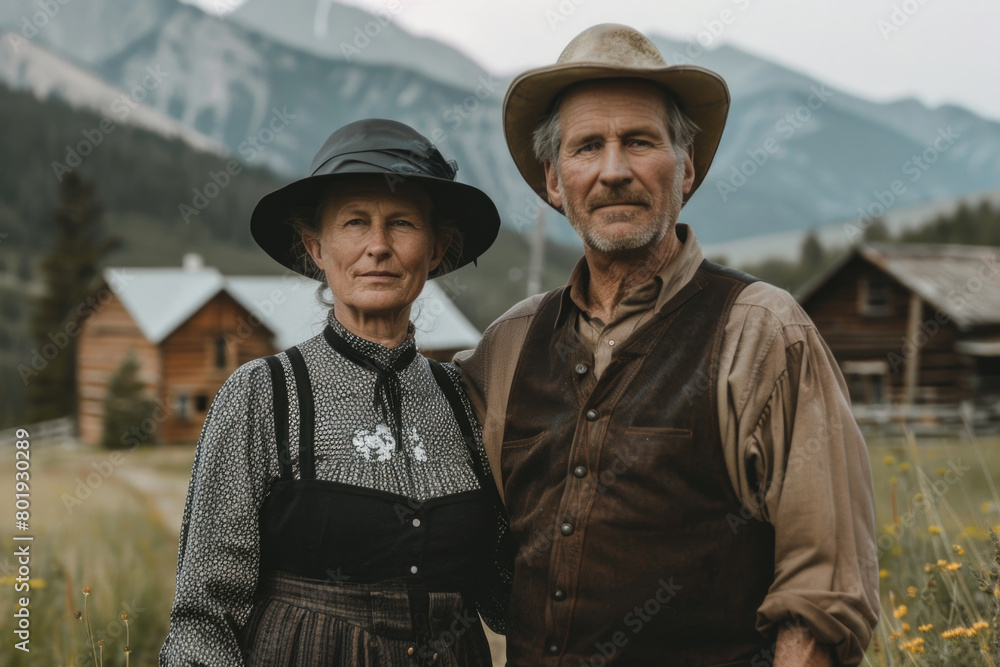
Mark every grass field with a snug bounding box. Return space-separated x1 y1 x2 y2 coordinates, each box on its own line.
3 430 1000 665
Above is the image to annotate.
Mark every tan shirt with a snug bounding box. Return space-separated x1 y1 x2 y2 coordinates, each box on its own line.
455 225 879 665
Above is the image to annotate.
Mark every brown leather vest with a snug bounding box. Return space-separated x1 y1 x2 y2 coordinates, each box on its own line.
502 260 776 666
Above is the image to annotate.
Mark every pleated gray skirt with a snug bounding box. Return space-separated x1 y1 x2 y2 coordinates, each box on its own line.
241 572 495 667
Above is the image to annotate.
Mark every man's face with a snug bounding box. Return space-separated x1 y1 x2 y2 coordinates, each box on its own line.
544 80 695 255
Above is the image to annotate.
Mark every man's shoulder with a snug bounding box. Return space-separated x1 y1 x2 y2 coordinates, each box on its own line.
483 290 553 336
731 279 814 329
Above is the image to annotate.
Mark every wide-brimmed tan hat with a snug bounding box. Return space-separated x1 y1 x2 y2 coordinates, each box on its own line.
503 23 730 205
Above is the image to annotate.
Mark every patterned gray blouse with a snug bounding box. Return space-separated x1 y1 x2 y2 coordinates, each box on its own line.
159 313 498 666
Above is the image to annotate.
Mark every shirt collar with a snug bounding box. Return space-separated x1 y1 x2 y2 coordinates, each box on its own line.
554 223 706 327
324 310 416 367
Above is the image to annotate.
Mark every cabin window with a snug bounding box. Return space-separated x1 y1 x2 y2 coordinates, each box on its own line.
859 275 890 317
842 360 888 404
195 395 209 412
175 394 189 420
214 335 228 368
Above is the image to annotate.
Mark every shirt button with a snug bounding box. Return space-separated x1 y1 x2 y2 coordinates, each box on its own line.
574 363 588 375
560 522 574 536
411 518 421 527
410 565 419 574
553 589 566 601
407 646 416 656
573 466 587 478
586 409 599 421
608 339 615 346
546 643 560 655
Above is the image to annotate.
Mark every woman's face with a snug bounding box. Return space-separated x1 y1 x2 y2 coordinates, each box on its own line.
303 178 447 323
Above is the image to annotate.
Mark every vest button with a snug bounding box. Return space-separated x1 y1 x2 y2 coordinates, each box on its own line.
573 466 587 478
586 409 599 421
574 363 588 375
560 522 574 536
410 565 419 574
553 588 566 601
546 643 560 655
411 518 421 527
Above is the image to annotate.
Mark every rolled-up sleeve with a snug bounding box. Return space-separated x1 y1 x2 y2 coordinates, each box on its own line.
718 283 879 666
160 359 275 667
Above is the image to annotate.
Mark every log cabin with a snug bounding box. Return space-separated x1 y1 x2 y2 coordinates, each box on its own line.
797 243 1000 407
77 254 482 445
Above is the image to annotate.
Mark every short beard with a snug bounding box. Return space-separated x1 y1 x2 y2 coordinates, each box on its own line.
559 157 686 255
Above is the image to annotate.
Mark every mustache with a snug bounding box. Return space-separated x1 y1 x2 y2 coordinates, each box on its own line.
587 187 652 210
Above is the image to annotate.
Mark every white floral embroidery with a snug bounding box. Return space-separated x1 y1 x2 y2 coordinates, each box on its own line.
352 424 396 461
408 427 428 462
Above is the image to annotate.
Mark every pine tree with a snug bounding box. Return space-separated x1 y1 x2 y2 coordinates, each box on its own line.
101 350 157 449
24 172 119 422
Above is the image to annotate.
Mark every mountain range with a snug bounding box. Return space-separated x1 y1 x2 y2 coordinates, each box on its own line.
2 0 999 248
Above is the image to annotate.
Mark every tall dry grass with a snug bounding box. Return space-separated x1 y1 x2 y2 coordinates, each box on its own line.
0 445 187 667
866 431 1000 665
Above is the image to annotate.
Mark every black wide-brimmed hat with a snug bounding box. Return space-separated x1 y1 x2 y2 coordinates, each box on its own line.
251 119 501 278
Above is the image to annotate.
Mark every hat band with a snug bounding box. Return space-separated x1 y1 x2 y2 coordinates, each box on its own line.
313 148 458 181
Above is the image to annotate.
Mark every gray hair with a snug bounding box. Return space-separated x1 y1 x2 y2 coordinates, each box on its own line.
531 84 700 167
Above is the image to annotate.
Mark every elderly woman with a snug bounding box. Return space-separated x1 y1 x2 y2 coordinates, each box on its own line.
160 120 509 666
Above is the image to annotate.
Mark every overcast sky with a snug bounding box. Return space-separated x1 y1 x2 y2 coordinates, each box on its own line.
188 0 1000 122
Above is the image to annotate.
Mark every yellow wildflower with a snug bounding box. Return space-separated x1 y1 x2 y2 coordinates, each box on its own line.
936 466 948 475
953 544 965 556
879 569 890 579
924 564 934 573
901 622 911 633
928 526 942 535
907 586 917 598
918 624 933 632
898 462 911 472
942 626 967 639
944 562 962 571
936 559 948 567
913 493 923 502
884 455 895 466
982 501 994 514
894 604 908 619
899 637 925 654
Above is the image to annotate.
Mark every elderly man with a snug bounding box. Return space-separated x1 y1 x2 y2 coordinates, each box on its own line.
456 23 878 667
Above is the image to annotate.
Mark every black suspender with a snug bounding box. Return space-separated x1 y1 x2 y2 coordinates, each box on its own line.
263 355 293 481
263 349 315 481
285 346 316 481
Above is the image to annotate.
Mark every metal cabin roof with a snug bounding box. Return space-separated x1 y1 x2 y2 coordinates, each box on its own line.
102 265 482 351
796 243 1000 331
